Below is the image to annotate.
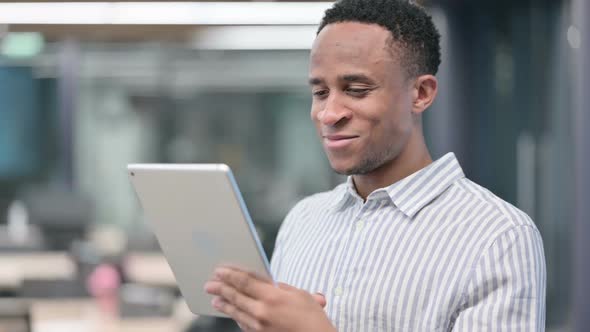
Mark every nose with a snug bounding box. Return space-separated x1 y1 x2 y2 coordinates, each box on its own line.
316 94 352 127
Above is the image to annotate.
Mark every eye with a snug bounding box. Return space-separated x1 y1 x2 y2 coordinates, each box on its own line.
345 87 371 97
312 89 329 99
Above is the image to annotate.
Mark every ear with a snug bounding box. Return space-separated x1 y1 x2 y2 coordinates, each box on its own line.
411 74 438 114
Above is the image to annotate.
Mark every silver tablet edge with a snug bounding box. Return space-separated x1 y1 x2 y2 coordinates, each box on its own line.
127 163 227 172
224 166 275 283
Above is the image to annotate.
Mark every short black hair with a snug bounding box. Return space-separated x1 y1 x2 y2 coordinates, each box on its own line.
318 0 441 78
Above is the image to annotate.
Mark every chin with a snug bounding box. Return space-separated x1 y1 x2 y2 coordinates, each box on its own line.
332 167 352 176
329 154 390 176
328 159 358 176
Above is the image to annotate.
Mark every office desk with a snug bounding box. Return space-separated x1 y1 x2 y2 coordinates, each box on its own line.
30 299 180 332
0 298 29 332
0 252 76 290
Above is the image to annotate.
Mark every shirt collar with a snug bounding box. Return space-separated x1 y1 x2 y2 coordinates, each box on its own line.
329 177 359 211
331 153 465 218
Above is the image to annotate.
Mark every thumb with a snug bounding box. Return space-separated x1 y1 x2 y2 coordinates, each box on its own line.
277 283 327 308
312 292 327 308
277 282 297 291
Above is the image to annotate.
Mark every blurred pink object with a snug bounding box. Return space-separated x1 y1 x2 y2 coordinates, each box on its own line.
86 264 121 316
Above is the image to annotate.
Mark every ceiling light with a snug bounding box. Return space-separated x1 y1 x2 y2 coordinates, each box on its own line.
1 32 44 58
192 25 318 50
0 2 333 25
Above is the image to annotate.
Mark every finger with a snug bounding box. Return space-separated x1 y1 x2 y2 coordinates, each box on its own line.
237 322 257 332
206 278 269 323
312 293 327 308
278 283 326 308
212 297 261 331
237 322 254 332
216 280 264 317
219 264 272 282
204 280 223 296
216 267 272 299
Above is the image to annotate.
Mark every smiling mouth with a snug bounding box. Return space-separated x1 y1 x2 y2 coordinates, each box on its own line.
323 135 359 149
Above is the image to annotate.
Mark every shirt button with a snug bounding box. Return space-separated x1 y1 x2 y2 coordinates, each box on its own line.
334 286 344 296
356 220 365 231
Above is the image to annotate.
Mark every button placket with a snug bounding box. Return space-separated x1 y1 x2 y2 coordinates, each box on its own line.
354 201 371 232
355 219 365 231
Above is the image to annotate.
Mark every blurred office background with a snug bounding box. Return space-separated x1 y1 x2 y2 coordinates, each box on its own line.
0 0 588 331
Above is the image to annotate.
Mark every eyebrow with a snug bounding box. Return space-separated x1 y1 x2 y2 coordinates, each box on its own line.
308 77 323 86
341 74 376 84
308 74 376 86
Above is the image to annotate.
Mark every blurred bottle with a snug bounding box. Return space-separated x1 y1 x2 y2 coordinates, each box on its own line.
6 200 29 244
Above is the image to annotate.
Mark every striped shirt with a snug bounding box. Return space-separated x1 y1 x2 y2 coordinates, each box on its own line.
270 152 546 331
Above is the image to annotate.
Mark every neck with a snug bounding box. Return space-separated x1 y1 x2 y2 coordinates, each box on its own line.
352 131 432 200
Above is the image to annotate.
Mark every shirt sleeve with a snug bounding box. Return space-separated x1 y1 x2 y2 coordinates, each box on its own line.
451 225 546 331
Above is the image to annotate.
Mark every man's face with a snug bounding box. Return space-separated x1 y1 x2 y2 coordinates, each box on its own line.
309 22 415 175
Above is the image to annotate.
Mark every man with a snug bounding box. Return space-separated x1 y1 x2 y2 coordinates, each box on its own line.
205 0 546 331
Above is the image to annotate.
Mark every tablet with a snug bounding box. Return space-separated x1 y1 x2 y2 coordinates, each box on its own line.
127 163 273 317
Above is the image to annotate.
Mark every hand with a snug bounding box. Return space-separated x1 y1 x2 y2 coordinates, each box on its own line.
204 267 335 332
